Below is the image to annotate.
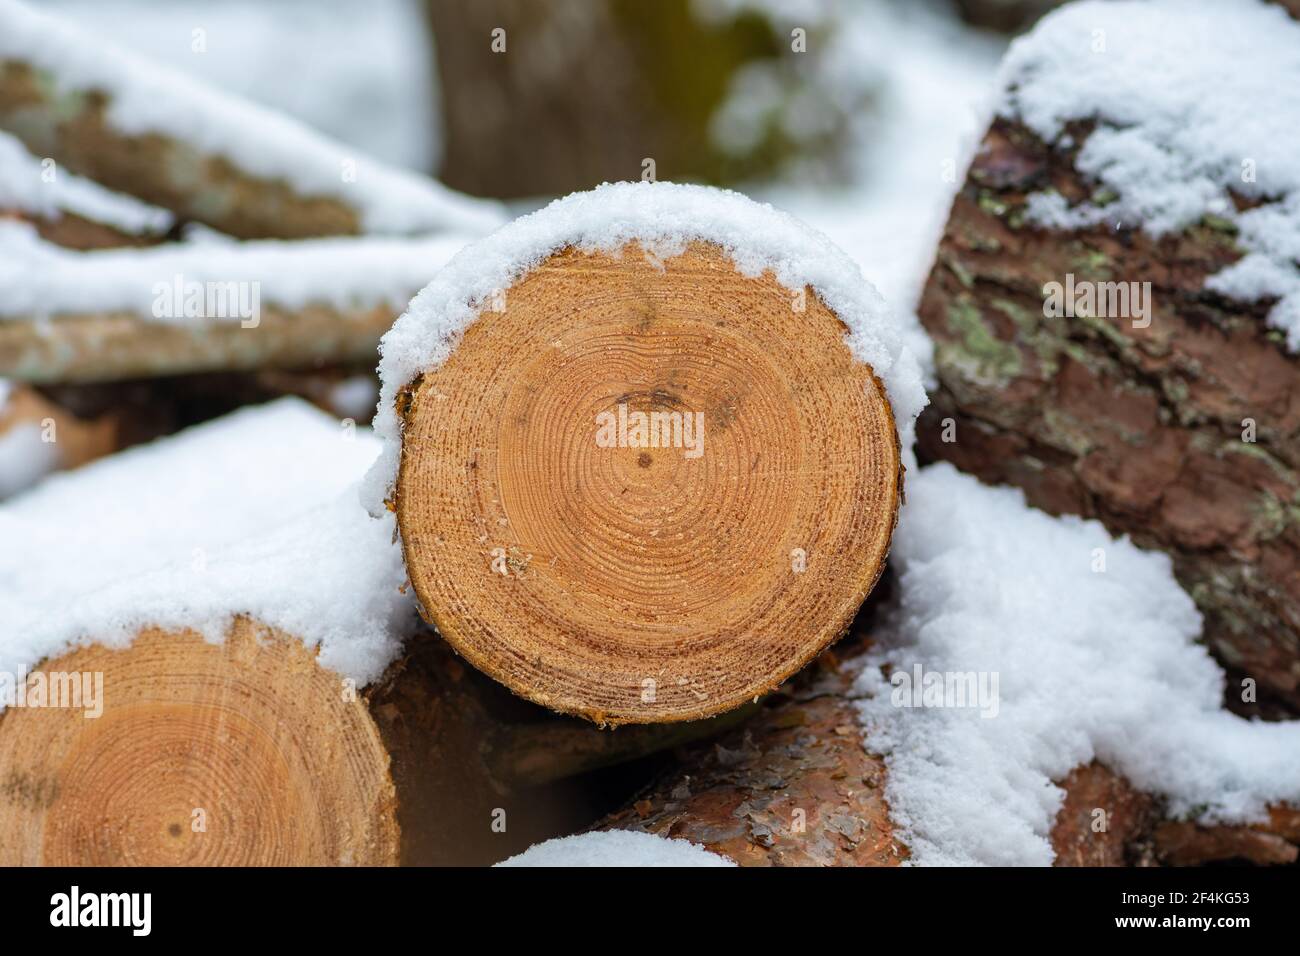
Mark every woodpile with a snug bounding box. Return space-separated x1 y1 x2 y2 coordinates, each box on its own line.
2 0 1297 871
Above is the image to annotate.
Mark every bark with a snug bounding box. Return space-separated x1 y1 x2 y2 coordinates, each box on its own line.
0 303 398 383
597 631 906 866
597 627 1297 867
915 117 1300 713
1050 763 1300 867
2 207 171 250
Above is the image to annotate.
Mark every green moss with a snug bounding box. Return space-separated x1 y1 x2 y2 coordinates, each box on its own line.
977 192 1009 219
1251 491 1287 542
1201 213 1239 236
945 255 975 289
942 298 1022 385
1071 248 1112 280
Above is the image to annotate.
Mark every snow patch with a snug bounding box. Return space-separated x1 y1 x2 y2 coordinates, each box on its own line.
0 420 58 499
0 398 414 696
366 180 929 513
856 464 1300 866
999 0 1300 348
496 831 736 868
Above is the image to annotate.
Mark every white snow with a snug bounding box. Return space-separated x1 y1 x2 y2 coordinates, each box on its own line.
0 0 502 236
0 398 414 696
999 0 1300 349
0 130 173 235
855 463 1300 867
0 420 58 499
0 220 471 319
496 831 736 868
366 180 929 513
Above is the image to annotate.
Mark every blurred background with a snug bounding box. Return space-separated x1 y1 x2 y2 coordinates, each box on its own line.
33 0 1055 311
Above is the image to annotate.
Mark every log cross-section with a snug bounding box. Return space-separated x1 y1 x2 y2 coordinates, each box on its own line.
396 241 901 724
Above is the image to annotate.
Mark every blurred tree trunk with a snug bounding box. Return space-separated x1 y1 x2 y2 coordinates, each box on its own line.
425 0 782 198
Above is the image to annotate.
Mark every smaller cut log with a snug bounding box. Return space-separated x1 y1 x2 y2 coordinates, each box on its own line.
0 231 469 383
0 616 749 866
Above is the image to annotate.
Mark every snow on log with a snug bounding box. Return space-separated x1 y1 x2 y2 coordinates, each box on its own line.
0 398 753 864
915 0 1300 709
0 130 173 248
0 226 470 382
0 0 503 240
497 830 735 868
369 182 926 725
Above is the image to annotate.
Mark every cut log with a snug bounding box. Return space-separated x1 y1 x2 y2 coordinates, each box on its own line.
0 619 398 866
916 11 1300 716
0 616 749 866
395 240 902 724
0 229 469 383
597 655 1299 867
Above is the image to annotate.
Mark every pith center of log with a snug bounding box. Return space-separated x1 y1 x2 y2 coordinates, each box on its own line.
396 241 900 724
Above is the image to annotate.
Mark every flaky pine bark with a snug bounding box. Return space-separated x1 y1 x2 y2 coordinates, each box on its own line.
395 241 901 724
916 118 1300 713
597 631 905 866
1052 763 1300 867
0 617 749 866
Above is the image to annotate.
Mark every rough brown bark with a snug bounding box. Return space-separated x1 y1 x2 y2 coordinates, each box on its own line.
597 630 906 866
2 207 171 250
595 623 1296 867
1049 763 1300 867
916 117 1300 713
